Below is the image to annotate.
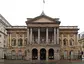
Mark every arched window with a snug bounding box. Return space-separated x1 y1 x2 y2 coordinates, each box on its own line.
12 38 16 46
70 39 74 46
24 38 27 46
59 39 61 45
63 39 67 46
18 38 23 46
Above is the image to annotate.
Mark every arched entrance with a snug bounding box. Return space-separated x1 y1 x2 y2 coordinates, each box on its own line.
32 49 38 60
18 50 23 60
40 48 46 60
48 49 54 60
69 50 74 60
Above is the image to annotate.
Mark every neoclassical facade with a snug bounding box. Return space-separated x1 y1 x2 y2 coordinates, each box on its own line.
5 13 79 60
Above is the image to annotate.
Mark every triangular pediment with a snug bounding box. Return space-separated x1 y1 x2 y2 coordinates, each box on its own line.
26 15 60 24
32 17 55 23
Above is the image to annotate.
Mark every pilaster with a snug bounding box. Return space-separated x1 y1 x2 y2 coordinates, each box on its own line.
22 34 25 46
16 33 18 47
46 50 48 61
38 49 40 60
10 33 12 46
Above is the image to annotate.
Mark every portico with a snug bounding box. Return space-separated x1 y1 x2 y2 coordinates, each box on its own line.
26 13 61 60
27 27 59 45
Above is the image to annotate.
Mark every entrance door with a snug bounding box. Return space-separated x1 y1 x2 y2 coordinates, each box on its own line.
48 49 54 60
64 51 68 59
40 48 46 60
18 50 22 60
32 49 38 60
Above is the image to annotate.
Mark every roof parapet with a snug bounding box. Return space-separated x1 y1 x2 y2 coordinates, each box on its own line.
6 26 27 29
59 26 79 29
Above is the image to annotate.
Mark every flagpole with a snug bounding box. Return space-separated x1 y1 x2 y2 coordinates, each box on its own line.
42 0 45 12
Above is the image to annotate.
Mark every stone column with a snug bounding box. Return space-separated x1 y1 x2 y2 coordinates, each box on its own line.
38 28 40 44
54 28 56 44
27 28 29 44
46 28 48 44
30 28 32 44
57 28 59 44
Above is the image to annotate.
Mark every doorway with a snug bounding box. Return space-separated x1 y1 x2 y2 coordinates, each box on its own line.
32 49 38 60
48 49 54 60
40 48 46 60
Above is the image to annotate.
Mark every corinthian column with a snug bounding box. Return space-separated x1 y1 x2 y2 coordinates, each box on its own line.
57 28 59 44
38 28 40 44
54 28 56 44
27 28 29 44
30 28 32 44
46 28 48 44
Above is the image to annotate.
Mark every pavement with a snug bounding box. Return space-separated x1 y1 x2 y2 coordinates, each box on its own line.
0 59 4 62
0 59 84 64
0 59 4 64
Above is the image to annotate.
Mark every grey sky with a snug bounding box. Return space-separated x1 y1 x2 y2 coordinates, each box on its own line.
0 0 84 33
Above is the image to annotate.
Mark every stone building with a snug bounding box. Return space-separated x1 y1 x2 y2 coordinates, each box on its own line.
0 14 11 59
78 32 84 59
5 13 79 60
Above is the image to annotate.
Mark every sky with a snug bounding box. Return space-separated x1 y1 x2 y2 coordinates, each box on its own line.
0 0 84 33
